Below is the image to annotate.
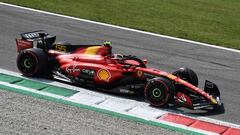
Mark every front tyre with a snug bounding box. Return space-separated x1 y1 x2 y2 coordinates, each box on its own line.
144 77 175 107
173 67 198 87
17 48 48 77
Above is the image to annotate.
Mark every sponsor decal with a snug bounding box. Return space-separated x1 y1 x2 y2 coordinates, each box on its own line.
120 89 134 94
137 71 143 77
205 81 214 88
167 74 177 80
55 44 67 52
177 92 192 105
66 64 81 73
179 94 187 102
16 39 33 46
97 69 111 82
81 69 95 77
178 78 187 84
23 32 39 39
16 39 33 52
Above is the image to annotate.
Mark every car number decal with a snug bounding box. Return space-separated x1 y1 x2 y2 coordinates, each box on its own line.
55 44 67 52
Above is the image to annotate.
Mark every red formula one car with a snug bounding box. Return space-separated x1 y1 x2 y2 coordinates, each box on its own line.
16 30 222 110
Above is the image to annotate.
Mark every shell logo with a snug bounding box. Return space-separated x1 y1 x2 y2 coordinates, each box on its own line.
97 69 111 82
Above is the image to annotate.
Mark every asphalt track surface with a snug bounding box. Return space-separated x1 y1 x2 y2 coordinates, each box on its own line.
0 89 183 135
0 3 240 132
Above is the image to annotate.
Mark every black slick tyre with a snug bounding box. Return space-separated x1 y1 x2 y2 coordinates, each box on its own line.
17 48 48 77
144 77 175 107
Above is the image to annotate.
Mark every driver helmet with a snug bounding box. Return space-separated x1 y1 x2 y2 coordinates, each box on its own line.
103 41 112 56
103 41 112 46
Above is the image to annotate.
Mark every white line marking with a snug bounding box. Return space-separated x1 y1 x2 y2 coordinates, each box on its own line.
128 106 167 119
67 92 107 106
199 116 240 128
97 99 136 112
0 2 240 54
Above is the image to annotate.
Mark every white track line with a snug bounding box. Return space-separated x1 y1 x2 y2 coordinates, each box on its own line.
0 2 240 54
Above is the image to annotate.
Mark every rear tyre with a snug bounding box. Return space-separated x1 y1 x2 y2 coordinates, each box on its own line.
173 67 198 87
17 48 48 77
145 77 175 107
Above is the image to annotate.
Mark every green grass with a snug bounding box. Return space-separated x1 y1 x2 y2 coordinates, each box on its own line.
2 0 240 49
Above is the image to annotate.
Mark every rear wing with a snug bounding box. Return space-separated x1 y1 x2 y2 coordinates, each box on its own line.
20 30 49 41
16 30 56 52
16 39 33 52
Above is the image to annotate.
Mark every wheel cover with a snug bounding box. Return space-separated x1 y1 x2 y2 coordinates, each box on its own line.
149 84 166 102
23 58 33 69
152 88 162 98
19 54 37 73
145 79 172 107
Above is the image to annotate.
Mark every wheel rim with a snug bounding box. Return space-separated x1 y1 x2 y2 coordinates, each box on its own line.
23 58 33 69
152 88 162 98
19 54 37 73
150 85 165 101
145 78 174 107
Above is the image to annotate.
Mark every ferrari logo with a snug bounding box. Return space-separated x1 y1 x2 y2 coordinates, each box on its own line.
97 69 111 82
137 71 143 77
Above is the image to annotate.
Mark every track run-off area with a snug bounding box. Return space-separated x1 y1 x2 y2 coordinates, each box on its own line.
0 2 240 134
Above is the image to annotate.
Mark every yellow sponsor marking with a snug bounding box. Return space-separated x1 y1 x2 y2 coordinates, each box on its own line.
84 46 101 55
211 98 218 104
167 74 177 80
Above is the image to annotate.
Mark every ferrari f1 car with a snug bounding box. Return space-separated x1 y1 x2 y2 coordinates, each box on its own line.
15 30 222 110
